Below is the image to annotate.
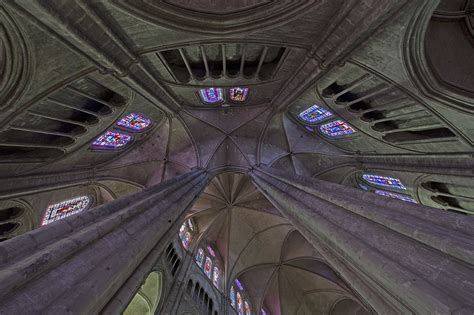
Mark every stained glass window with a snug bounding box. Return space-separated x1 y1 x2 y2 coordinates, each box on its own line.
245 301 251 315
92 131 132 148
320 120 356 137
179 221 192 249
116 113 152 132
362 174 406 190
299 105 332 123
204 257 213 278
375 190 416 203
187 219 194 231
42 196 91 225
230 87 249 102
213 266 220 288
196 248 204 267
207 245 216 257
262 309 267 315
199 88 224 104
230 286 236 307
235 278 244 290
237 292 244 315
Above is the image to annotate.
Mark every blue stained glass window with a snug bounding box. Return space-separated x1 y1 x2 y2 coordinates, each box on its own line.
230 87 249 102
204 257 213 278
116 113 152 132
92 131 132 148
299 105 332 123
230 286 236 308
262 309 267 315
320 120 356 137
196 248 204 267
375 190 416 203
42 196 91 225
362 174 406 190
235 278 244 290
199 87 224 104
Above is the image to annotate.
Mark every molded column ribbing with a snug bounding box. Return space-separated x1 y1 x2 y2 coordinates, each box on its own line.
250 166 474 315
0 170 209 314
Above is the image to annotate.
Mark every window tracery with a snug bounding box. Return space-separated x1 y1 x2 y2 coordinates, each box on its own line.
362 174 406 190
92 131 132 149
42 196 91 225
298 105 332 123
320 120 356 137
116 113 152 132
375 190 417 203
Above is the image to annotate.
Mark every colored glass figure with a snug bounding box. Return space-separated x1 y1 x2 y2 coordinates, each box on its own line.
320 120 356 137
245 301 251 315
230 87 249 102
299 105 332 123
235 278 244 290
213 266 220 288
207 245 216 257
92 131 132 148
116 113 152 132
237 292 244 315
187 218 195 231
199 88 224 104
230 286 236 308
196 248 204 267
42 196 91 225
182 232 191 249
179 222 186 240
204 257 213 278
375 190 417 203
362 174 406 190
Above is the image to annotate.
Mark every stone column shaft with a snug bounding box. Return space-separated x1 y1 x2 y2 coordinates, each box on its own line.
251 166 474 315
0 169 209 314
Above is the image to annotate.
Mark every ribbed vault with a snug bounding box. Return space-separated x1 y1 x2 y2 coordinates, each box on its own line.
186 172 366 314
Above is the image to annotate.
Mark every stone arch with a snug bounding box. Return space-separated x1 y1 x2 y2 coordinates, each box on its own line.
0 6 31 111
123 271 163 315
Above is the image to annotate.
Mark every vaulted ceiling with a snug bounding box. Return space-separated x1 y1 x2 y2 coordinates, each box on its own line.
0 0 473 313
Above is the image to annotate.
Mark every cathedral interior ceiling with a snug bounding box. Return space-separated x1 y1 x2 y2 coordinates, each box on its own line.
0 0 473 313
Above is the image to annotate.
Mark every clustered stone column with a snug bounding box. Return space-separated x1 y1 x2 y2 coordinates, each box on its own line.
0 169 209 314
251 166 474 315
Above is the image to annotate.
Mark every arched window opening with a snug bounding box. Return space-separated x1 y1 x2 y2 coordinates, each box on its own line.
194 244 223 291
123 271 163 315
165 243 181 276
320 120 356 137
199 88 224 104
0 207 23 221
179 218 195 249
116 113 153 132
91 131 132 149
230 278 253 315
0 222 19 235
362 174 406 190
421 181 474 215
298 105 333 124
41 196 91 226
